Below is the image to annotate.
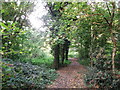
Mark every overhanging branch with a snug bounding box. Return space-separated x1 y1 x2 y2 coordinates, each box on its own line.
106 2 112 16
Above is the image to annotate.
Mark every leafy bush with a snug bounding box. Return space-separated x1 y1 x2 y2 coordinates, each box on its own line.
78 59 90 66
115 59 120 70
84 58 120 89
2 58 58 89
93 58 112 71
1 21 28 60
84 67 120 89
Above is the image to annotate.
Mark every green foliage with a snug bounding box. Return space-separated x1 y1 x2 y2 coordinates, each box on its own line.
68 48 78 58
115 71 120 75
1 2 120 89
1 21 28 59
115 61 120 70
47 2 120 66
1 2 58 89
84 58 120 88
64 60 71 65
78 59 90 66
2 59 58 89
94 58 112 71
18 30 53 67
1 2 34 27
31 56 54 67
1 2 35 60
84 67 120 89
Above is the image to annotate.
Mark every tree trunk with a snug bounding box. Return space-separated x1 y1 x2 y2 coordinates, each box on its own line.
104 2 116 73
61 44 65 64
65 47 69 60
111 33 116 73
64 39 70 60
53 44 60 69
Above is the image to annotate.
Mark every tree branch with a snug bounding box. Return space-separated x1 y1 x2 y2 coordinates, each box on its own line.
95 4 110 26
110 2 115 25
106 2 112 16
103 17 110 25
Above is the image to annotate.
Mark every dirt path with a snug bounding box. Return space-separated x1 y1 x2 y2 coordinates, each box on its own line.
47 58 87 88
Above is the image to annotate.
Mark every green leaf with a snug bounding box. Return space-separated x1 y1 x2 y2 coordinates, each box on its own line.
0 22 8 29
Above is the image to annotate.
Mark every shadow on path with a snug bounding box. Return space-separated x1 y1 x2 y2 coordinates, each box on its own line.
47 58 88 88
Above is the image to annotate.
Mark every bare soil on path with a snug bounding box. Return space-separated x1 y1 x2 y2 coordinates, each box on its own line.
47 58 88 88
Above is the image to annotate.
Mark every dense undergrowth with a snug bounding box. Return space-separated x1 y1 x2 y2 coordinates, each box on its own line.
2 58 58 89
24 56 54 68
84 58 120 89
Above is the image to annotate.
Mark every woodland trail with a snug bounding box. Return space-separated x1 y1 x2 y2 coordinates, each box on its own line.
47 58 88 88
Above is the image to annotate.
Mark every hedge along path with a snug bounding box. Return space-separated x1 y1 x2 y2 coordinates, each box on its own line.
47 58 88 88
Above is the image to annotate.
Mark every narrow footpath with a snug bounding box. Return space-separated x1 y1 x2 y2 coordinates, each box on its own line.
47 58 87 88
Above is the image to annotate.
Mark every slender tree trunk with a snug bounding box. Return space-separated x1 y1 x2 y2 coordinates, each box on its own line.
90 26 94 67
104 2 116 73
111 32 116 73
108 26 116 73
110 2 116 73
